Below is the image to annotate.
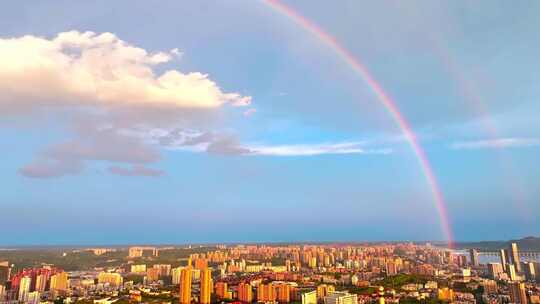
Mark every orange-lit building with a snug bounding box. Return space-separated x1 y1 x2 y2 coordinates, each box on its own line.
179 267 192 304
146 268 160 283
316 284 335 299
200 268 212 304
238 283 252 303
194 259 208 270
257 283 276 302
50 272 68 291
437 288 455 301
275 283 291 303
215 282 230 299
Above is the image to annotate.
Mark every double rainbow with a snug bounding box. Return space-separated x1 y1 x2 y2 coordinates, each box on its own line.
263 0 454 245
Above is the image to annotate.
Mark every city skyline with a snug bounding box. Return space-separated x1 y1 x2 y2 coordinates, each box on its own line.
1 1 540 245
1 241 539 304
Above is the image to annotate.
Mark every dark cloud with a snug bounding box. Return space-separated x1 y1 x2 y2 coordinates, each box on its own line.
206 136 251 156
157 129 216 147
19 126 161 178
45 129 161 164
183 132 216 146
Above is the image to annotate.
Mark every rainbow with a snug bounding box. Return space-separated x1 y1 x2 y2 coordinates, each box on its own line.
431 36 528 218
263 0 454 245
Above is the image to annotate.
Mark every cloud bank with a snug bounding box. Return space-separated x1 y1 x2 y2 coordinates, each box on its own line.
1 31 252 178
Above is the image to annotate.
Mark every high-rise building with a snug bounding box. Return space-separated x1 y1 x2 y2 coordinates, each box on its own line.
146 268 160 283
34 274 47 293
194 259 208 270
179 267 192 304
215 282 229 300
0 284 6 301
131 264 147 274
191 269 201 280
275 283 291 303
0 262 10 285
386 261 397 275
525 262 536 281
323 291 357 304
324 255 331 267
500 249 508 272
153 264 172 277
317 284 336 299
510 243 522 272
509 282 527 304
481 280 498 294
507 264 518 281
50 272 68 291
172 267 184 285
309 257 317 269
28 291 40 304
50 271 68 299
257 283 276 302
457 255 467 267
487 263 504 279
98 272 123 287
469 249 479 266
238 283 252 303
302 290 317 304
18 276 31 302
200 268 212 304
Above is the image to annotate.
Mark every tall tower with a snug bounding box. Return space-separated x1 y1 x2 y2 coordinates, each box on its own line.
469 249 479 266
18 276 31 302
500 249 508 272
525 262 536 281
507 264 517 281
510 243 521 272
200 268 212 304
179 268 192 304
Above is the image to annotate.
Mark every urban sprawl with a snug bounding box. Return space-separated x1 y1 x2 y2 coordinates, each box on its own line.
0 242 538 304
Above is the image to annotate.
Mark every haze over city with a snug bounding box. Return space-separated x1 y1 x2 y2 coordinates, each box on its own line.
1 0 540 246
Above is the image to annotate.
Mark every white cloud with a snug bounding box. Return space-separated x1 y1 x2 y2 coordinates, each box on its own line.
450 138 540 150
153 128 392 157
0 31 250 110
247 142 392 156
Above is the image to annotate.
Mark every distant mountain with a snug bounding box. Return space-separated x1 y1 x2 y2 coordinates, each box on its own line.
452 236 540 251
509 236 540 250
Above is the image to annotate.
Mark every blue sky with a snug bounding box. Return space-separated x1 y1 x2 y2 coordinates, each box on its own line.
1 0 539 245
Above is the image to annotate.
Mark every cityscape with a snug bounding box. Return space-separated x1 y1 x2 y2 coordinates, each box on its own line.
1 1 540 304
1 240 540 304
